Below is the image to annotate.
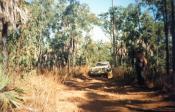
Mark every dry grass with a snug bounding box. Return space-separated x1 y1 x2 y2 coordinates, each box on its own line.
73 66 89 77
112 66 174 91
37 66 89 82
112 66 135 85
7 66 173 112
146 70 174 91
14 70 63 112
112 66 129 78
13 66 89 112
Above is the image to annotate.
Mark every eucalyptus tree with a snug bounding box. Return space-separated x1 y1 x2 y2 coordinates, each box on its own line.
162 0 170 74
170 0 175 89
100 4 141 66
82 37 97 65
141 0 174 74
100 2 166 70
0 0 27 73
49 0 98 68
96 41 112 63
100 6 126 66
7 0 57 71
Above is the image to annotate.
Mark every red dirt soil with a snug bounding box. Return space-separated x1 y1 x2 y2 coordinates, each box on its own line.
56 76 175 112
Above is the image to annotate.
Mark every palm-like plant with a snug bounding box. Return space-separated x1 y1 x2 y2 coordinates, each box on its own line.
0 0 28 27
0 0 27 111
0 65 24 112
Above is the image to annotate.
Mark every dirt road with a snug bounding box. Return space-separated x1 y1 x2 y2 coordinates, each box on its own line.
56 76 175 112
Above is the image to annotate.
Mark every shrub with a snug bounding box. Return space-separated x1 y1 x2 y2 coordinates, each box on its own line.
112 66 135 85
0 65 24 112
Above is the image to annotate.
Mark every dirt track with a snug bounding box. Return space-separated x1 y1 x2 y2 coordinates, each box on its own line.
56 76 175 112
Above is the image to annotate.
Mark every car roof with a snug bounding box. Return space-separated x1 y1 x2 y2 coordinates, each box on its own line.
96 61 110 64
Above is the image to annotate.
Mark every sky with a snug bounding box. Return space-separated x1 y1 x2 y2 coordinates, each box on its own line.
27 0 136 42
78 0 135 15
78 0 136 42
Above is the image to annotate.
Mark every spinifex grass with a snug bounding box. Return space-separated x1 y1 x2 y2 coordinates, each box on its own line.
0 65 24 112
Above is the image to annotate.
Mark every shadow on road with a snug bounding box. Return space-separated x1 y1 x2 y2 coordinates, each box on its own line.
64 76 175 112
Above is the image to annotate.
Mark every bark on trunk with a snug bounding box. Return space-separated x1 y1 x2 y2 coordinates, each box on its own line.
163 0 170 75
112 0 117 67
171 0 175 92
2 20 9 74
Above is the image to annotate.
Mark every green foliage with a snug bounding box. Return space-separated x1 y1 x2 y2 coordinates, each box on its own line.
0 65 24 112
0 0 174 111
6 0 99 70
100 3 166 69
0 65 9 91
81 37 112 66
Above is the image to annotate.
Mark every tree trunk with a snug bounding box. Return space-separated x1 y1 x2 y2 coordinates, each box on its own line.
2 20 9 74
163 0 170 75
171 0 175 92
112 0 117 67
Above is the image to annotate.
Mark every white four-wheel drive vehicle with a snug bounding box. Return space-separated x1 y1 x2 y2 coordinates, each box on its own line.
89 61 112 78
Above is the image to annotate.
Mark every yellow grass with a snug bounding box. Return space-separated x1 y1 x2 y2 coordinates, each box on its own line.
13 66 89 112
14 70 62 112
10 66 173 112
112 66 128 79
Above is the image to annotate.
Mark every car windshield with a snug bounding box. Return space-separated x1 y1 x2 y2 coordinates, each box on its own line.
96 63 108 66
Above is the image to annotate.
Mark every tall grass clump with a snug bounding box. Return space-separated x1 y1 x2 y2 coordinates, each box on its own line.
15 70 59 112
112 66 135 85
0 65 24 112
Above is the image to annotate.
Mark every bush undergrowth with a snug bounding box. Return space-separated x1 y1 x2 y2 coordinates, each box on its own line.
0 65 24 112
